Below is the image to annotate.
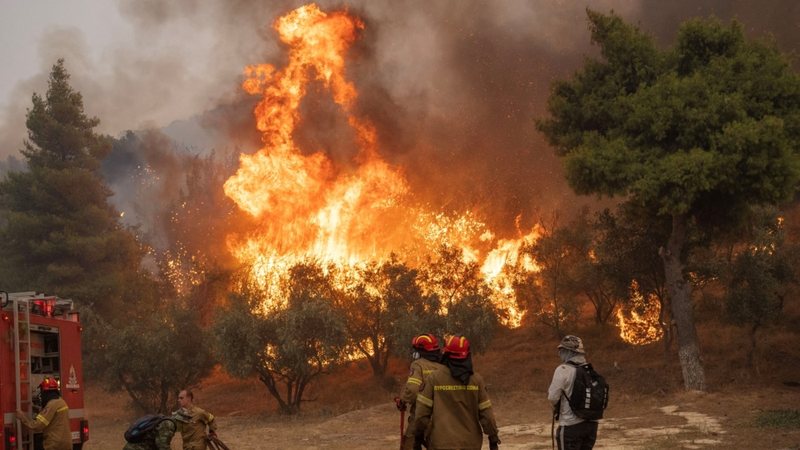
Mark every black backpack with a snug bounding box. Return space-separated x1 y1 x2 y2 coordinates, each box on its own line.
124 414 171 443
563 361 609 420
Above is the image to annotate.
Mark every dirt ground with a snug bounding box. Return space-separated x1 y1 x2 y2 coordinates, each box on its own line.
84 378 800 449
83 323 800 449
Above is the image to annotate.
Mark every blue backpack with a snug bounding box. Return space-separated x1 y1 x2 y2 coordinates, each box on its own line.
124 414 170 443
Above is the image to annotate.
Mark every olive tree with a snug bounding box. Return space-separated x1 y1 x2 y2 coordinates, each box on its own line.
213 263 347 414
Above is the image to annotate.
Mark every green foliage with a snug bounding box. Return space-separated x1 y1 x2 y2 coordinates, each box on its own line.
523 216 584 333
594 205 670 313
725 208 798 330
335 256 440 378
213 263 348 414
562 208 622 324
0 59 144 315
755 409 800 428
22 59 110 170
83 293 215 414
537 9 800 391
538 13 800 217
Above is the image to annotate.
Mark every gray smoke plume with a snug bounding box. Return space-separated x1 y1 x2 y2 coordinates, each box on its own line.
1 0 798 237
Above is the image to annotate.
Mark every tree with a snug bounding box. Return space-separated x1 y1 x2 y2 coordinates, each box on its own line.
538 12 800 390
523 217 583 334
83 287 215 414
419 245 499 353
725 208 799 369
334 256 440 379
213 263 347 414
562 208 622 325
594 205 673 351
0 59 144 315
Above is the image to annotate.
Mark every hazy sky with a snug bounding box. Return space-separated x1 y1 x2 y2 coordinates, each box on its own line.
1 0 798 231
0 0 257 156
0 1 125 111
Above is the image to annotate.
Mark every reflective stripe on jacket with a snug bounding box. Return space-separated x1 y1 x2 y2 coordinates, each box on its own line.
19 397 72 450
414 370 498 449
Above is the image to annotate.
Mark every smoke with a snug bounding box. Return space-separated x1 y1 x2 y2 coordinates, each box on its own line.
1 0 798 240
102 130 187 249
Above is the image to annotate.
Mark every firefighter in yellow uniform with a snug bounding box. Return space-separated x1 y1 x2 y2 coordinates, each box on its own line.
396 334 445 450
176 389 218 450
16 378 72 450
414 336 500 450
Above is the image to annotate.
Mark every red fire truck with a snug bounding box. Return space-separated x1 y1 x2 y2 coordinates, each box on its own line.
1 292 89 450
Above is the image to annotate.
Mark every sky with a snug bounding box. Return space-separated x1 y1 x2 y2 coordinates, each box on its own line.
0 1 126 110
0 0 257 157
1 0 798 233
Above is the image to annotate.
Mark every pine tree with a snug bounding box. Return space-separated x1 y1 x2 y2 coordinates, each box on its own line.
538 13 800 390
0 59 144 315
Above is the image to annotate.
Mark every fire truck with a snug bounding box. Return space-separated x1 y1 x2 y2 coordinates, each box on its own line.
1 292 88 450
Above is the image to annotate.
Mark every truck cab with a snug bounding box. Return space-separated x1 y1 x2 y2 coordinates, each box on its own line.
1 292 88 450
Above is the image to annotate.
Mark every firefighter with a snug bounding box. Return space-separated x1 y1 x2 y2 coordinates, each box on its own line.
414 335 500 450
175 389 218 450
395 333 445 449
123 411 190 450
15 377 71 450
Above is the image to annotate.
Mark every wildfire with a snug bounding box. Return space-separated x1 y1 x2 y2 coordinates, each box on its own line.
223 4 539 326
616 280 663 345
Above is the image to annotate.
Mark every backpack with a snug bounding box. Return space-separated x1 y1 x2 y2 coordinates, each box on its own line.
124 414 170 443
563 361 609 420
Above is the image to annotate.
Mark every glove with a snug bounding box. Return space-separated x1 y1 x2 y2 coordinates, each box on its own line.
489 435 501 450
394 397 407 412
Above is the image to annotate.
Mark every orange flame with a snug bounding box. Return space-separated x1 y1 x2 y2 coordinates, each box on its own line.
616 280 663 345
223 4 538 326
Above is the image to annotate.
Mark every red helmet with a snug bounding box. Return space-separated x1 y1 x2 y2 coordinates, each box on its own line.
443 335 470 359
411 334 439 352
39 377 59 392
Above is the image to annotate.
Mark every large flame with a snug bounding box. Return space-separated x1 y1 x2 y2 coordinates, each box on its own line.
224 4 538 326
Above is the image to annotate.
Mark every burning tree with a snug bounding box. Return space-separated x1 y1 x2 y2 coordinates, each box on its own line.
538 12 800 390
419 245 500 353
218 3 540 337
616 280 664 346
594 205 672 350
333 256 440 379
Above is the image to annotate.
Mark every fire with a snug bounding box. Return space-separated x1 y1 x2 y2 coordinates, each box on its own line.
616 280 663 345
223 4 538 326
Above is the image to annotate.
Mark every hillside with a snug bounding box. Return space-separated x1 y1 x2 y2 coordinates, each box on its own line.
85 320 800 449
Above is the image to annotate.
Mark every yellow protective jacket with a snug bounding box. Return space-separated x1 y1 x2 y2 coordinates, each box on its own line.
18 397 72 450
399 357 445 447
414 369 498 450
177 405 217 450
